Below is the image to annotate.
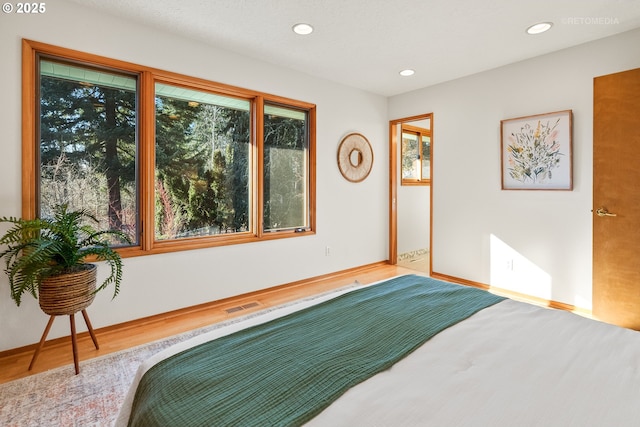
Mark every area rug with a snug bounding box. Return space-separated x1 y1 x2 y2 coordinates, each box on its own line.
0 282 360 427
397 249 429 274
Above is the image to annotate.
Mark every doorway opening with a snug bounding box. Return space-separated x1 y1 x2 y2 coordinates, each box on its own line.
389 113 433 275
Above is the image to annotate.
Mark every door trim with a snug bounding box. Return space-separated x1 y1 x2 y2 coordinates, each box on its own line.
388 113 433 274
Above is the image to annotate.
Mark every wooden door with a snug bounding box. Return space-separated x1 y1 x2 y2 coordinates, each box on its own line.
593 67 640 329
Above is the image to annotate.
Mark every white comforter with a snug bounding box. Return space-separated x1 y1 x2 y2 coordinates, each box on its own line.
116 278 640 427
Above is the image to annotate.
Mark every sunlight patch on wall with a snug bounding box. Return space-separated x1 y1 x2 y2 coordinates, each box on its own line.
489 234 552 300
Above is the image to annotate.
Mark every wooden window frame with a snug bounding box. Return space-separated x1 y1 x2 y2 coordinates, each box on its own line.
22 39 316 258
400 123 431 186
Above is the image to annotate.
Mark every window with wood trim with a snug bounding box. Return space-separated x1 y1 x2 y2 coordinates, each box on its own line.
400 124 431 186
263 104 310 232
23 40 316 256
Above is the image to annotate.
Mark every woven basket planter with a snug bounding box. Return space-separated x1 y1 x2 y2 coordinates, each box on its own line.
38 264 97 316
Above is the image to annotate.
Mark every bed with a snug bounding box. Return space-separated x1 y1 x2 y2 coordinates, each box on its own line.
115 274 640 426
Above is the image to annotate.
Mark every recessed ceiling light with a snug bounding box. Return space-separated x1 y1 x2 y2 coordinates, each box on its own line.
292 23 314 35
526 22 553 35
399 69 415 77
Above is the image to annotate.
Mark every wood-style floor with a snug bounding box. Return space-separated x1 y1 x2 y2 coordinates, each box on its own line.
0 262 418 385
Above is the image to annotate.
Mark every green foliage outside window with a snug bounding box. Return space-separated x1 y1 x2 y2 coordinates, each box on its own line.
36 57 312 250
154 88 251 240
263 106 308 231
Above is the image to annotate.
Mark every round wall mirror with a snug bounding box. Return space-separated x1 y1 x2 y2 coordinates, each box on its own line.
337 133 373 182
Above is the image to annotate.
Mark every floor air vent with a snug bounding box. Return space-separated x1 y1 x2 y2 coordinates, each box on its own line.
224 301 260 314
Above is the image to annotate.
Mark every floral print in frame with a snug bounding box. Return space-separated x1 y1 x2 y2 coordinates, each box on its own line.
501 110 573 190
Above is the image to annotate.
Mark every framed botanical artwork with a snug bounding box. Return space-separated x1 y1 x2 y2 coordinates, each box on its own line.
501 110 573 190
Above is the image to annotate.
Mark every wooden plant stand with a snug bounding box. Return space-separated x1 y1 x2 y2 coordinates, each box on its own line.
31 264 99 375
29 309 100 375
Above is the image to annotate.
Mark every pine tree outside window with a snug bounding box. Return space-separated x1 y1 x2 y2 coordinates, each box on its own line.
38 59 138 246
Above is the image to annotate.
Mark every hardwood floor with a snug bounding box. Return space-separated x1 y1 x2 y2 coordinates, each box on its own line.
0 262 419 385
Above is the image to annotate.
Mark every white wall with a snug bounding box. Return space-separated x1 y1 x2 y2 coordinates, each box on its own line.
389 28 640 310
397 185 430 256
0 1 388 351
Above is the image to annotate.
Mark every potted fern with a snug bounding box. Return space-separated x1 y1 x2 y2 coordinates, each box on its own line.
0 204 130 313
0 204 131 374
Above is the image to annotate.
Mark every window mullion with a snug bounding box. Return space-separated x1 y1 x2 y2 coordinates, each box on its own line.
140 71 156 251
255 96 265 238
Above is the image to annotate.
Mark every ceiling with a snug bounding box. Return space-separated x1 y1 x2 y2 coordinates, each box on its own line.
70 0 640 97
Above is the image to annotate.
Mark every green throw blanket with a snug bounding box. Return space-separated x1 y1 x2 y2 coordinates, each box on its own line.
128 274 505 427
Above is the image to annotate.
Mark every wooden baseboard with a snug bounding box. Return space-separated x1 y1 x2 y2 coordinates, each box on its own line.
430 271 490 290
431 270 592 317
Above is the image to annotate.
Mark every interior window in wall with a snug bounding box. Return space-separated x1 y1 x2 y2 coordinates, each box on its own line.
401 124 431 186
24 40 316 257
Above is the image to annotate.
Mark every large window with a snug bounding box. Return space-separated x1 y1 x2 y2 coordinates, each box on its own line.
23 40 316 256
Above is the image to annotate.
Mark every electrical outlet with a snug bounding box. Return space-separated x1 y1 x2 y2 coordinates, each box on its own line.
506 259 514 271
